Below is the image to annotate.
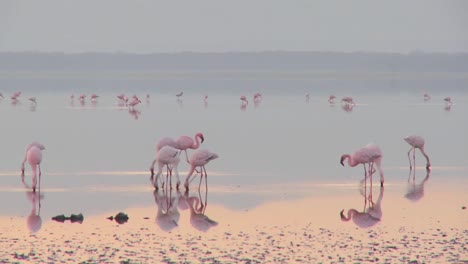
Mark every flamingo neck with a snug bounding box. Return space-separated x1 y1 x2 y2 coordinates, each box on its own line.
192 134 202 149
420 146 431 166
341 209 357 221
344 155 359 167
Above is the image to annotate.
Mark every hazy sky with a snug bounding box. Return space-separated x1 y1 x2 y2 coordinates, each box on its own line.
0 0 467 53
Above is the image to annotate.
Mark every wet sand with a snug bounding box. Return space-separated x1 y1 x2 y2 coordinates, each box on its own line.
1 177 466 263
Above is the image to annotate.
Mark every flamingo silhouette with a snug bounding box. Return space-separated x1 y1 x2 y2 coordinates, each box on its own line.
185 190 218 232
340 144 384 186
21 142 45 192
328 95 336 104
405 168 431 202
153 189 180 232
128 97 141 110
404 135 431 169
150 146 181 190
340 186 384 229
444 97 452 105
184 149 219 191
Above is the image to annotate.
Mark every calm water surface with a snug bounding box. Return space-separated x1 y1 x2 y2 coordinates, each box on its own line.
0 88 467 235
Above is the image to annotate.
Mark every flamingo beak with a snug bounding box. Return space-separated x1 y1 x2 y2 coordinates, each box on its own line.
201 136 205 143
340 157 345 166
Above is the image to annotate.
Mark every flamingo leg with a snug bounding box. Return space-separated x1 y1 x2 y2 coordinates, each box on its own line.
407 147 414 170
203 166 208 192
413 148 416 169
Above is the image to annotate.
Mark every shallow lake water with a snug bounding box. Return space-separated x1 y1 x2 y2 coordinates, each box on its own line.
0 79 467 262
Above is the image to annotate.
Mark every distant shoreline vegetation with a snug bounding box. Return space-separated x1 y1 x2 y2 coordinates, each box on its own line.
0 51 467 72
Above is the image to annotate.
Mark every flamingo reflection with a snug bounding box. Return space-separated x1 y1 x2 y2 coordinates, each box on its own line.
154 189 180 232
405 168 431 202
185 189 218 232
341 103 354 112
25 190 44 233
128 108 141 120
340 186 384 229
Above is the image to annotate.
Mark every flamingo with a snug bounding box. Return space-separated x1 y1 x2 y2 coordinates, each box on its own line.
305 93 310 103
404 135 431 169
176 133 205 164
204 95 208 103
340 144 384 187
11 91 21 100
150 146 181 190
176 91 183 99
128 97 141 110
29 97 37 104
79 94 86 101
21 142 45 192
184 149 219 190
340 186 384 228
423 93 431 101
253 93 262 102
341 96 355 105
240 95 248 105
328 95 336 104
90 94 99 102
444 97 452 105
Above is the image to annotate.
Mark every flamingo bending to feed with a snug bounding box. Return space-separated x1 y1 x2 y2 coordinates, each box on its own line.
423 93 431 101
240 95 248 105
128 97 141 110
150 146 181 190
29 97 37 104
184 149 219 190
404 135 431 169
340 144 384 186
21 142 45 192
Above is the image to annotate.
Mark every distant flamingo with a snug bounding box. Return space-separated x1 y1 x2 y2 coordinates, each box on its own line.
240 95 248 105
79 94 86 101
150 146 181 190
184 149 219 190
29 97 37 104
340 186 384 228
90 94 99 102
0 92 4 98
423 93 431 101
328 95 336 104
341 96 355 105
176 133 205 164
204 95 208 103
341 144 384 186
341 103 354 112
11 91 21 100
305 93 310 103
444 97 452 105
21 142 45 192
176 91 183 99
404 135 431 169
253 93 262 102
128 97 141 110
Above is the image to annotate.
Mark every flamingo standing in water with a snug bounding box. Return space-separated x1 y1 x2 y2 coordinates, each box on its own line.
404 135 431 169
340 144 384 186
176 133 205 164
240 95 248 105
341 96 355 105
305 93 310 103
176 91 183 99
150 146 181 190
423 93 431 101
128 97 141 110
29 97 37 104
90 94 99 102
328 95 336 104
253 93 262 102
184 149 219 191
444 97 453 105
21 142 45 192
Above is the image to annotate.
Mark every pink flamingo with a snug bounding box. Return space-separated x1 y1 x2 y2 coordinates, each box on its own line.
90 94 99 102
328 95 336 104
150 146 181 190
176 133 205 164
11 91 21 100
404 135 431 169
176 91 183 99
253 93 262 102
423 93 431 101
305 93 310 103
444 97 452 105
184 149 219 191
240 95 248 105
341 96 355 105
21 142 45 192
128 97 141 110
340 144 384 186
